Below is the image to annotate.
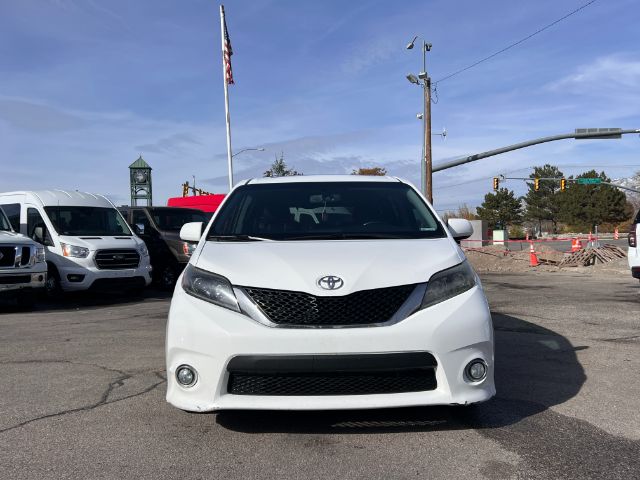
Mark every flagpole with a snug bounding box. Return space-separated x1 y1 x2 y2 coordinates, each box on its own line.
220 5 233 191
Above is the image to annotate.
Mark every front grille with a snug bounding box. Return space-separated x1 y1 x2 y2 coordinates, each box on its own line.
228 370 437 396
94 249 140 270
243 284 417 327
20 247 30 266
0 247 16 267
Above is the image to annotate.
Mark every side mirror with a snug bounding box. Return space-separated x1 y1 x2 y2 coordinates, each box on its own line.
134 223 145 236
180 222 204 242
447 218 473 242
33 226 45 244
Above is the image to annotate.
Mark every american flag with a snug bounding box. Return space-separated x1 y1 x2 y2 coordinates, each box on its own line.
222 6 234 85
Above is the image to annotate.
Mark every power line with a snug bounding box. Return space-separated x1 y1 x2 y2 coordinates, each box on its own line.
434 0 598 85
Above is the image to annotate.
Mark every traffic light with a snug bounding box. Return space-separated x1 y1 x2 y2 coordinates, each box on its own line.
182 182 189 197
492 177 499 191
560 178 566 191
534 178 540 191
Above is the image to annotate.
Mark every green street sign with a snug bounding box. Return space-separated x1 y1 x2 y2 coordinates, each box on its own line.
576 178 602 185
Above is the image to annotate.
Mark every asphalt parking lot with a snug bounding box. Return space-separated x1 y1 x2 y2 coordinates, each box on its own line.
1 272 639 480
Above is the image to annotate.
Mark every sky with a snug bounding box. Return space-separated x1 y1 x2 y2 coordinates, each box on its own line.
1 0 639 212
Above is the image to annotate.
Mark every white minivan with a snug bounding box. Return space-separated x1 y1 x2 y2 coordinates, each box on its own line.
166 175 494 412
0 190 152 294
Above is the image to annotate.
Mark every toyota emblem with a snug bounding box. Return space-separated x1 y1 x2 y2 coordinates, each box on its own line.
317 275 344 290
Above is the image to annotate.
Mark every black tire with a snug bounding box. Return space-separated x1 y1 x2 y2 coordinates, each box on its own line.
45 263 62 298
159 264 178 290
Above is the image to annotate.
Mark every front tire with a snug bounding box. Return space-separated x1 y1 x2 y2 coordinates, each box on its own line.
45 263 62 298
159 264 178 290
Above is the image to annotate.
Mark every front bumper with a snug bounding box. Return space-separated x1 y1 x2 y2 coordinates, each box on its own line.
166 284 495 412
0 271 47 294
56 260 153 292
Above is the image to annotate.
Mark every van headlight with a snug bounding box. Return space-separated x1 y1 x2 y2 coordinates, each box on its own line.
60 242 90 258
181 264 240 312
421 261 477 309
35 247 46 263
137 243 149 257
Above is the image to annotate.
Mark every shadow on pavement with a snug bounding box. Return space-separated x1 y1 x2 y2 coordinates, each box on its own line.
216 313 586 433
0 287 172 313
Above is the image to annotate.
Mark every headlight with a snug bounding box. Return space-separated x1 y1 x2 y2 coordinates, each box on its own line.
60 242 90 258
421 261 477 309
181 264 240 312
137 243 149 257
182 242 197 256
35 247 46 263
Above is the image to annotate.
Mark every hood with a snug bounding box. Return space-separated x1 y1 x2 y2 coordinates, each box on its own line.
57 235 142 250
194 238 464 295
0 230 36 246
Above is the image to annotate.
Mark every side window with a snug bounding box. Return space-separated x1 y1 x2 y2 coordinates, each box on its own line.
1 203 21 231
27 208 54 246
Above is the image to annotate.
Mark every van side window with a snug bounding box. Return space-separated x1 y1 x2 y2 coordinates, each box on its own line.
0 203 21 231
27 208 54 246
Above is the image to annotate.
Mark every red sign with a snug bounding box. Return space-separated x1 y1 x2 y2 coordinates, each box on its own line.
167 194 226 213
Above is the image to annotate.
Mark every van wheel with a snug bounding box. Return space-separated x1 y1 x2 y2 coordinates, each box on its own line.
45 264 62 298
159 265 178 290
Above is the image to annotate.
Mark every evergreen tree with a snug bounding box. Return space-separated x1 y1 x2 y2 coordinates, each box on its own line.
263 153 301 177
523 164 564 234
558 170 631 230
476 188 523 229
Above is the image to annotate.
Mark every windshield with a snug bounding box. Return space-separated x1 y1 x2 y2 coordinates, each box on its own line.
45 206 132 236
149 208 209 232
208 181 446 241
0 208 12 232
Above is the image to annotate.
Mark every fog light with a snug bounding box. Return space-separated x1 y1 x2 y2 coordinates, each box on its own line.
466 359 487 382
176 365 197 387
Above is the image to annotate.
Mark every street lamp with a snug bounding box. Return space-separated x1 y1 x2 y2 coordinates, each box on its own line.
406 36 433 203
232 147 265 158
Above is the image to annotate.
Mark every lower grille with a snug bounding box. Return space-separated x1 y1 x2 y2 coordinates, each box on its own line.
0 247 16 267
226 353 438 396
243 284 417 327
90 276 145 291
94 249 140 270
228 370 437 396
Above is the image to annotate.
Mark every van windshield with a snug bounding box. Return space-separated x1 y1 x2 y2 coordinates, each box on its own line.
45 207 132 236
0 208 12 232
149 208 209 232
208 181 446 241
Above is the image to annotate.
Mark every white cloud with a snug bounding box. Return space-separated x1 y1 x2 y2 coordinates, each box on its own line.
548 54 640 91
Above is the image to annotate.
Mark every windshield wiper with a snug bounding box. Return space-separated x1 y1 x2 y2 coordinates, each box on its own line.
285 233 411 240
207 234 271 242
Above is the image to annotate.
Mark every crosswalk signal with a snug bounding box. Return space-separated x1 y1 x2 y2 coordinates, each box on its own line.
534 178 540 191
560 178 566 191
492 177 499 191
182 182 189 197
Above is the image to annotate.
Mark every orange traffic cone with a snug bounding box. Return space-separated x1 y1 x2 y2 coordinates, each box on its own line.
571 238 583 252
529 243 539 267
614 228 619 240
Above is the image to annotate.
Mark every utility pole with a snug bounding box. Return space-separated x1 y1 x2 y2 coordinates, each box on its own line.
424 70 432 204
407 37 433 203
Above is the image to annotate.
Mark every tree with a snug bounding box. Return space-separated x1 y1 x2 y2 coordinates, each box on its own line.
558 170 631 231
476 188 523 229
523 164 564 234
263 153 301 177
441 204 479 222
351 167 387 176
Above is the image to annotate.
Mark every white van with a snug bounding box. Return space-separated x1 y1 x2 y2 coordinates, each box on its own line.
0 190 152 294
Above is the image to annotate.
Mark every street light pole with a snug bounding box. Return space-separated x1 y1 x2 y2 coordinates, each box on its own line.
232 147 265 158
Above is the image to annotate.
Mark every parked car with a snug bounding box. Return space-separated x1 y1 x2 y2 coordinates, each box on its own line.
628 210 640 280
0 190 152 294
0 206 47 306
119 206 209 289
165 175 494 412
